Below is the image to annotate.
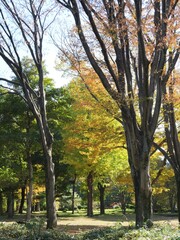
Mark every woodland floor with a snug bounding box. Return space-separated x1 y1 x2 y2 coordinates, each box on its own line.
56 213 179 234
0 211 179 235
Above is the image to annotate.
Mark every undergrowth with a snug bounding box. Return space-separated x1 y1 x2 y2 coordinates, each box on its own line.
0 218 179 240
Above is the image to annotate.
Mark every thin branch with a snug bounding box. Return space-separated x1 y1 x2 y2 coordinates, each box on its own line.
0 78 21 86
0 84 27 103
151 157 167 186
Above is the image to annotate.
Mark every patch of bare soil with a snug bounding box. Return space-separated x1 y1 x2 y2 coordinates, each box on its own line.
1 213 178 235
56 214 179 234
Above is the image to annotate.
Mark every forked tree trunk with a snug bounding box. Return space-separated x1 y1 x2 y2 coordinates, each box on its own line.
87 171 93 217
98 182 105 215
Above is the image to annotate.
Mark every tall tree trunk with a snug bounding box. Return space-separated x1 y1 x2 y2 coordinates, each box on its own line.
26 156 33 221
35 202 41 212
169 192 176 213
125 120 152 227
87 171 93 217
131 159 152 228
175 174 180 223
0 191 3 215
98 182 105 215
36 106 57 228
71 175 76 214
19 185 26 214
163 86 180 224
120 191 126 215
71 182 75 214
44 144 57 228
7 190 14 218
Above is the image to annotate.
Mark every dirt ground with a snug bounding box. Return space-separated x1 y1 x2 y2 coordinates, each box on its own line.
56 214 179 234
1 213 178 235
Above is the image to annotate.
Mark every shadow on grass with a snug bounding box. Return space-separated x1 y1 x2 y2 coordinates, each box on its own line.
0 210 178 227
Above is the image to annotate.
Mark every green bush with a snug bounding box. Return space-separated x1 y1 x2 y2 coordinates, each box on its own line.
81 227 125 240
25 217 45 239
123 224 180 240
0 221 179 240
32 231 78 240
25 218 78 240
0 223 27 239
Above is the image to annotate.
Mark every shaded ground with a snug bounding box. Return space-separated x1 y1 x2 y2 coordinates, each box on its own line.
56 213 179 234
0 212 178 234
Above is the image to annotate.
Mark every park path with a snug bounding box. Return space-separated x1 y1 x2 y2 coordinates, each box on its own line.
0 213 178 234
56 214 179 233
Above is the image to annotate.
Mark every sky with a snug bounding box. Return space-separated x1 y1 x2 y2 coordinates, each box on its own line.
43 47 72 88
0 43 71 89
0 1 73 89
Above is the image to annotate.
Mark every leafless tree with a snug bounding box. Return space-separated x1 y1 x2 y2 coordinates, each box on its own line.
0 0 57 228
57 0 180 227
163 70 180 222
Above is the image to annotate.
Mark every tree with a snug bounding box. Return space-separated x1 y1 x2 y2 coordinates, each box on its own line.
162 71 180 222
62 77 127 216
0 1 57 228
0 91 36 219
57 0 180 227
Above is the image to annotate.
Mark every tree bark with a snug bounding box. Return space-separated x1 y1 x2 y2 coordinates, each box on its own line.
132 166 152 227
125 117 153 227
175 174 180 223
0 191 3 215
44 145 57 228
87 171 93 217
163 83 180 224
98 182 105 215
19 185 26 214
120 192 126 215
7 190 14 218
35 202 41 212
26 157 33 221
71 175 76 214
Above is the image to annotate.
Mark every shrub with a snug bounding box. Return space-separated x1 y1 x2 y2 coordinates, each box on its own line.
0 223 27 239
0 220 179 239
25 217 45 239
34 230 79 240
80 227 125 240
123 224 180 240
